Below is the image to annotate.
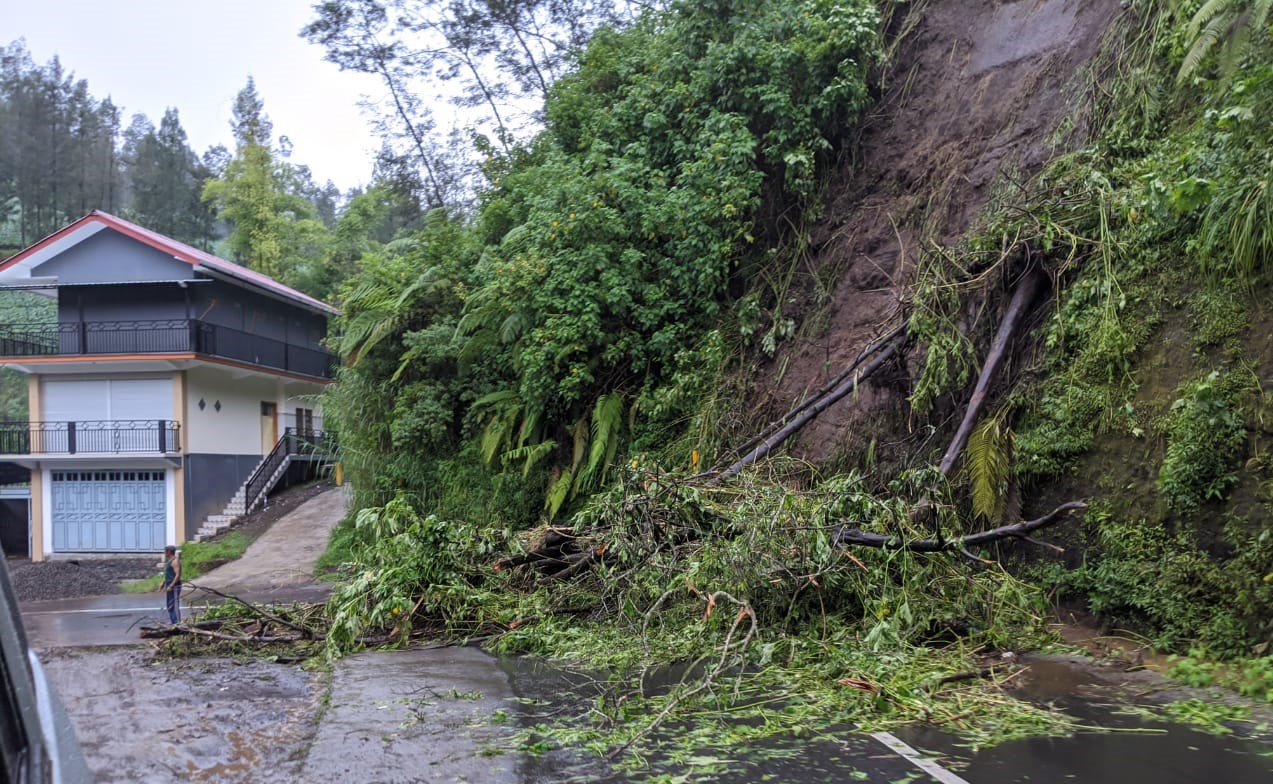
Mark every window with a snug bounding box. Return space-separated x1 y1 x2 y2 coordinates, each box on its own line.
295 408 314 437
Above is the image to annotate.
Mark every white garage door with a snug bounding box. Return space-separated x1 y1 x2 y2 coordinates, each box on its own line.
50 470 166 552
43 378 172 421
42 379 173 452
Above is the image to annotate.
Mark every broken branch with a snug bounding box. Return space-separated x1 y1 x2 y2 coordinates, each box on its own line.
938 269 1043 477
833 500 1086 553
719 338 902 480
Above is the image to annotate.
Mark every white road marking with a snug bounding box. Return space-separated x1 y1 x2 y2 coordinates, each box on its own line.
871 731 971 784
21 606 178 616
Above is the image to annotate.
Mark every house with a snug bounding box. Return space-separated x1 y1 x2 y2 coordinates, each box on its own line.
0 211 338 560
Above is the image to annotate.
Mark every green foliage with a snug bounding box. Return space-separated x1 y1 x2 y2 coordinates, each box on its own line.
478 465 1066 753
1170 648 1273 701
1169 649 1220 686
325 496 500 652
964 416 1014 521
1162 698 1250 734
1238 655 1273 700
1176 0 1273 84
314 514 359 578
1044 506 1273 657
472 0 878 427
1157 370 1248 510
1188 283 1250 348
329 0 881 524
202 139 330 285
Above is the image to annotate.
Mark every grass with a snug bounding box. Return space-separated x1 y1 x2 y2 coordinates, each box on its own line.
121 531 254 593
313 514 357 580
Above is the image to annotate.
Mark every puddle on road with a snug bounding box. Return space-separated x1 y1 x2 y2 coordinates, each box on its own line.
496 654 1273 783
904 656 1273 784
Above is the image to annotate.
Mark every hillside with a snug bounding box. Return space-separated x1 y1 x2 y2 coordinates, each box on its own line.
762 0 1118 465
759 0 1273 660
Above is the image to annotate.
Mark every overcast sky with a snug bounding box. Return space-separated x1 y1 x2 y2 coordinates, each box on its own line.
4 0 386 191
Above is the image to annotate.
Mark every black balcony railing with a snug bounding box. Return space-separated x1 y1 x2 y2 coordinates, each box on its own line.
0 420 181 455
0 319 335 379
243 427 336 514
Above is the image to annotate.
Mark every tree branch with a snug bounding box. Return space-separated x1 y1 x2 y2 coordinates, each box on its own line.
718 338 902 480
833 501 1086 552
937 269 1043 477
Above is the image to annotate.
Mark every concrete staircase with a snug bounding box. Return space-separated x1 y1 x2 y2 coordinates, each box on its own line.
194 455 294 541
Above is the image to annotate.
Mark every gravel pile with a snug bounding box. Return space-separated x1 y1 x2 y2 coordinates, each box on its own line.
8 558 159 602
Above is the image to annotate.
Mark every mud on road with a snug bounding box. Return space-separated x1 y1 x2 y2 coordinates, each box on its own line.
41 646 523 784
42 648 322 783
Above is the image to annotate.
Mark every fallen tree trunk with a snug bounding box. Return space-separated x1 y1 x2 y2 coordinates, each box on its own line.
718 338 903 480
937 269 1044 477
725 322 907 464
187 582 321 638
832 500 1085 553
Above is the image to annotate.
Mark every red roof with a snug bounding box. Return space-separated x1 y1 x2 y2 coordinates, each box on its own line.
0 211 339 316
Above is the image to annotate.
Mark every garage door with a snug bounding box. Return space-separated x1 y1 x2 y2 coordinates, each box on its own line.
50 470 166 552
42 379 173 453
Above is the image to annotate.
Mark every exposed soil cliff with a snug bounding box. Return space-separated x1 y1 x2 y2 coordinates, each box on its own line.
757 0 1120 465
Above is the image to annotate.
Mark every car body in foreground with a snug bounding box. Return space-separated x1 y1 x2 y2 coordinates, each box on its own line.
0 559 92 782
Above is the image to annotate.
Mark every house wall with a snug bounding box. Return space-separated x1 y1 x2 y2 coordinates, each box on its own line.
181 366 325 539
60 283 189 323
181 454 261 542
185 368 277 455
34 229 328 356
31 229 194 284
191 281 328 352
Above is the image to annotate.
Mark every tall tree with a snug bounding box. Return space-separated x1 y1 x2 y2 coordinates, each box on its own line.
230 76 273 149
127 108 209 242
202 79 330 288
0 41 121 243
302 0 624 205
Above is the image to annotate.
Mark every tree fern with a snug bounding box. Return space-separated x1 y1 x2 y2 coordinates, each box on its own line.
1176 0 1273 83
474 392 523 466
501 440 557 477
545 467 574 519
964 417 1014 522
577 393 625 493
338 278 401 363
570 416 589 474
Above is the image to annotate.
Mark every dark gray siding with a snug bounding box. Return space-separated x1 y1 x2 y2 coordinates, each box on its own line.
0 499 27 556
182 453 260 541
33 229 194 284
191 282 327 352
59 283 188 323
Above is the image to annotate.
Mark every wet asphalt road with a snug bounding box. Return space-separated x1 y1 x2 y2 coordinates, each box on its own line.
18 485 1273 782
19 583 334 648
24 591 1273 783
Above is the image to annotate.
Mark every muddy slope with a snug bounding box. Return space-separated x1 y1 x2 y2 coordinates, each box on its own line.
760 0 1120 463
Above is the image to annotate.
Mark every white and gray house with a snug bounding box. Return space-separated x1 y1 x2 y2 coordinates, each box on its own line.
0 211 337 559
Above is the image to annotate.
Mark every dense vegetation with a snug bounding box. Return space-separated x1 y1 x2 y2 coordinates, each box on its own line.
313 0 1273 758
8 0 1273 762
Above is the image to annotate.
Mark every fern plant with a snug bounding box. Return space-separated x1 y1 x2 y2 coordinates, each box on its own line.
1176 0 1273 83
964 415 1014 522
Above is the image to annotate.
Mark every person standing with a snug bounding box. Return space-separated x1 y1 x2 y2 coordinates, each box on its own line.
160 545 182 624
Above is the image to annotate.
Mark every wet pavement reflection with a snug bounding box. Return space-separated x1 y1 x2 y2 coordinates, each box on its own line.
498 654 1273 783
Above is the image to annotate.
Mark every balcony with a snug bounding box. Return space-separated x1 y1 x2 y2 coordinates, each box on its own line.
0 319 335 380
0 420 181 456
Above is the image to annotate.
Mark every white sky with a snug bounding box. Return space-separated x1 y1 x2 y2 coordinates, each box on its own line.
3 0 386 191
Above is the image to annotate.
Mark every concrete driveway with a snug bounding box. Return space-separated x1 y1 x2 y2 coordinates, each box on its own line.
195 485 350 592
